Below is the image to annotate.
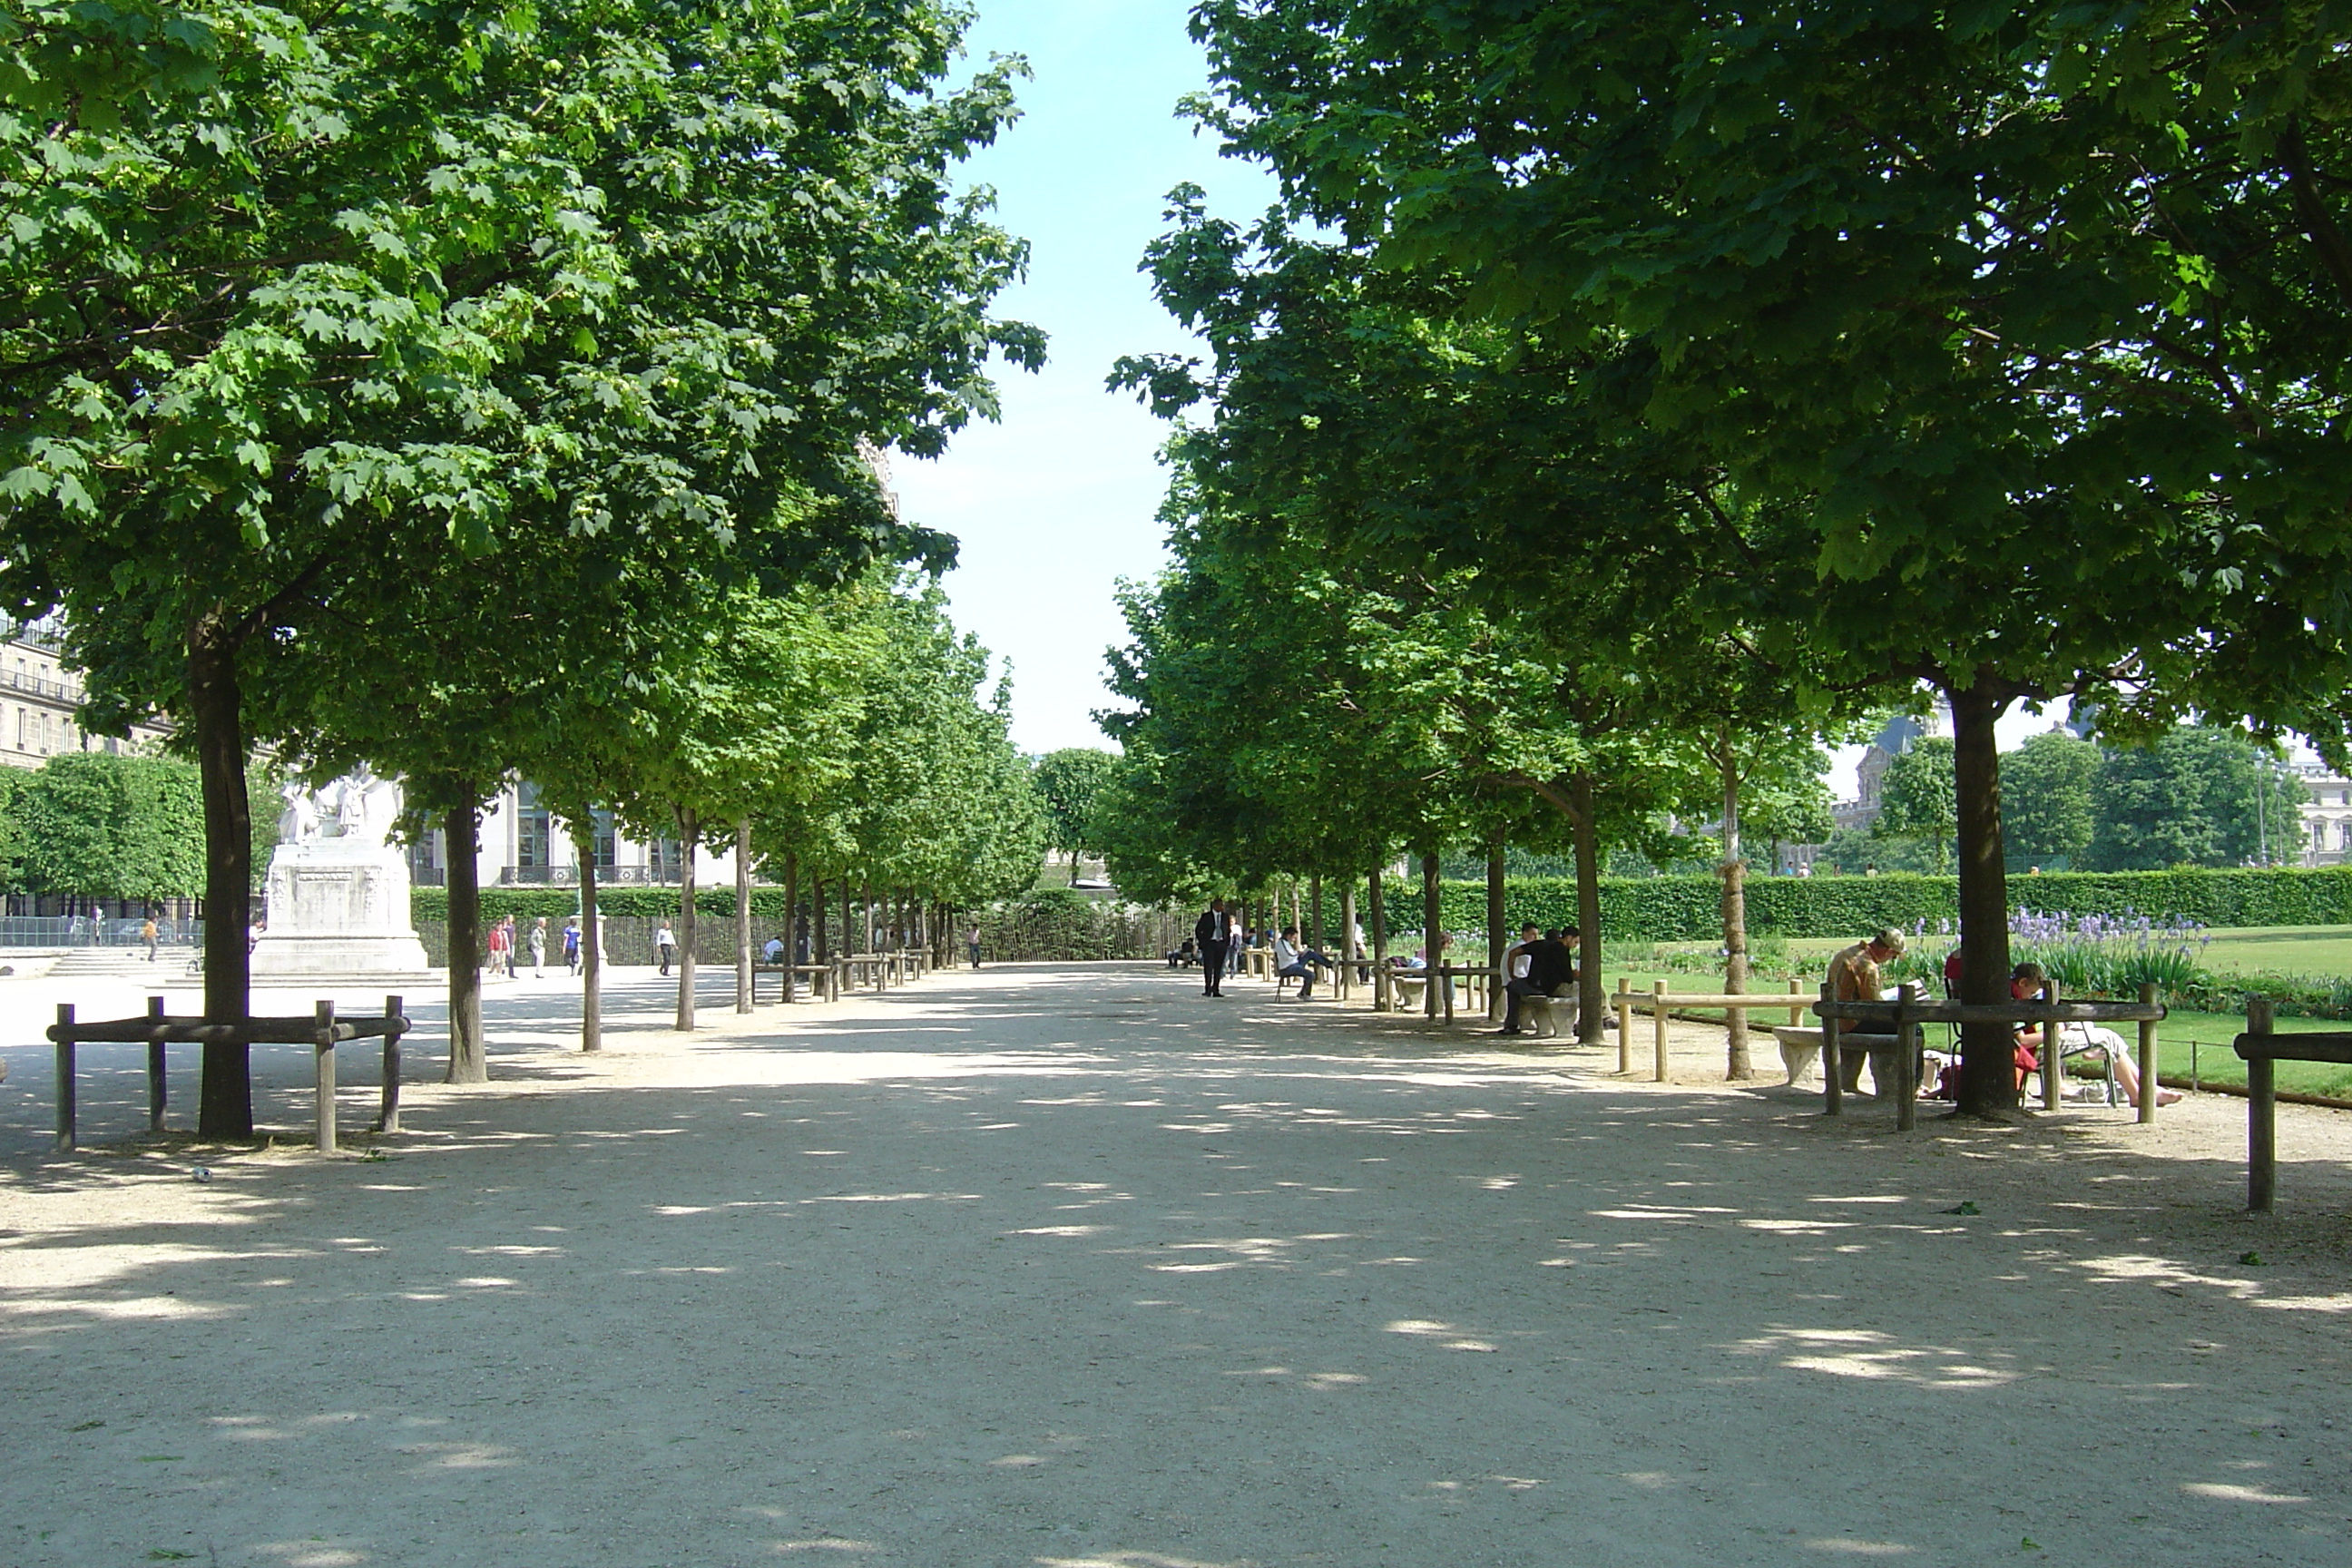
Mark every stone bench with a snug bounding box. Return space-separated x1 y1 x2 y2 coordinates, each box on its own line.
1771 1024 1903 1094
1515 989 1577 1040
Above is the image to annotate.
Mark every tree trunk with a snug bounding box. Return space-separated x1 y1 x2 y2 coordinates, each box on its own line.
1720 731 1751 1080
862 877 874 956
1309 872 1323 953
734 818 754 1014
674 805 699 1032
782 852 799 1002
841 881 854 956
578 822 603 1053
1571 774 1604 1045
813 876 829 965
1421 850 1442 1019
445 794 486 1083
1368 863 1387 1008
190 613 254 1139
1952 674 2018 1116
1485 838 1507 1022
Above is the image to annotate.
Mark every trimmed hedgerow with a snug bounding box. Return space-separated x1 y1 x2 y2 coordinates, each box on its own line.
1367 866 2352 945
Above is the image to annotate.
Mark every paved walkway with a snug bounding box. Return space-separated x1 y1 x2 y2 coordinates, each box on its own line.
2 962 2348 1567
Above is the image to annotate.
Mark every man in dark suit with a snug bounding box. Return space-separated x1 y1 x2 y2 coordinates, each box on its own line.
1194 897 1232 996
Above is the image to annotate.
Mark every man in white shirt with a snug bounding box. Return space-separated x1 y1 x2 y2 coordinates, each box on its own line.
655 922 677 977
1273 926 1334 999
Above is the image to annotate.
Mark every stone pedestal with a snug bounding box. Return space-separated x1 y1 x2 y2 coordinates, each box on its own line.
251 838 433 980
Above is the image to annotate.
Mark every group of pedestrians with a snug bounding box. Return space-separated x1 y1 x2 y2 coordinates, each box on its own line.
479 914 591 980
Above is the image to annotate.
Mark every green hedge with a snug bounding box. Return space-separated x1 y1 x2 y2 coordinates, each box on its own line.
1361 866 2352 945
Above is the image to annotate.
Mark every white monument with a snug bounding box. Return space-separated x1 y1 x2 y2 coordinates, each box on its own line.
250 766 434 981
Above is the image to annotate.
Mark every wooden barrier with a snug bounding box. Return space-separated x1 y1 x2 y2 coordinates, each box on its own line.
2233 1000 2352 1211
48 995 410 1153
1612 979 1810 1082
1814 988 2165 1130
752 963 838 1004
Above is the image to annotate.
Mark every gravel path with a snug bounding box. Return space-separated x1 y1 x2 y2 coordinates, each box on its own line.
3 960 2348 1567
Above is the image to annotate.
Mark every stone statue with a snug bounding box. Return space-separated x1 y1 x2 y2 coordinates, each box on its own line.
253 762 427 979
276 782 321 846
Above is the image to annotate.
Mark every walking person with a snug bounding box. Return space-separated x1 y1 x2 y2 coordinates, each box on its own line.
1194 897 1232 996
966 921 983 968
141 914 158 963
655 919 677 977
529 916 548 979
485 918 511 983
563 916 582 977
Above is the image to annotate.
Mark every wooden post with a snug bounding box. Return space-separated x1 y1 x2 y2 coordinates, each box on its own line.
2039 978 2063 1111
1895 984 1918 1132
377 995 404 1133
1821 981 1843 1118
54 1002 74 1152
2247 995 2276 1212
147 995 168 1134
313 999 338 1155
1652 980 1670 1083
2137 981 2160 1125
1615 979 1632 1073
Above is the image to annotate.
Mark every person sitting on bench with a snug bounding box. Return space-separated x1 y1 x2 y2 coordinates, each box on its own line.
1494 923 1574 1035
1273 926 1333 999
1826 926 1907 1094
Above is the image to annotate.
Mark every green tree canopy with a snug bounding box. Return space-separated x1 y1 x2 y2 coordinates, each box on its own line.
15 751 204 902
1877 739 1959 876
2087 727 2268 871
2003 730 2102 870
1033 749 1118 873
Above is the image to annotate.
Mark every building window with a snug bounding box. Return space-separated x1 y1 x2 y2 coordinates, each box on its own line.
516 783 551 869
593 809 616 870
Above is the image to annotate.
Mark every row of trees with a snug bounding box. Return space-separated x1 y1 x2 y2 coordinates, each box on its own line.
1093 2 2352 1114
1858 728 2310 875
1 3 1045 1135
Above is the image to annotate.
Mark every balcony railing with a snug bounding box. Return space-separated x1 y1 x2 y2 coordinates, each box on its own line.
495 864 669 887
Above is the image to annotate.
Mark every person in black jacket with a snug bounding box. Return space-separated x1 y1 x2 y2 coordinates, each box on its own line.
1194 898 1232 996
1496 924 1577 1034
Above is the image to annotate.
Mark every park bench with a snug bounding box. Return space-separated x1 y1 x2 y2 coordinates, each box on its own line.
752 962 838 1004
1512 988 1577 1040
2234 998 2352 1211
841 953 888 992
47 995 411 1153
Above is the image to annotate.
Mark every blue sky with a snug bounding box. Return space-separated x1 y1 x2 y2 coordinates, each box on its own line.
891 0 1274 758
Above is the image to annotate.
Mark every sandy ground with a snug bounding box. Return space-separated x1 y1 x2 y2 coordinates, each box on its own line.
2 961 2350 1568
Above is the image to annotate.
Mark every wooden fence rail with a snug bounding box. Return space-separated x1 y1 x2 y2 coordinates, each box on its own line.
47 995 411 1154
